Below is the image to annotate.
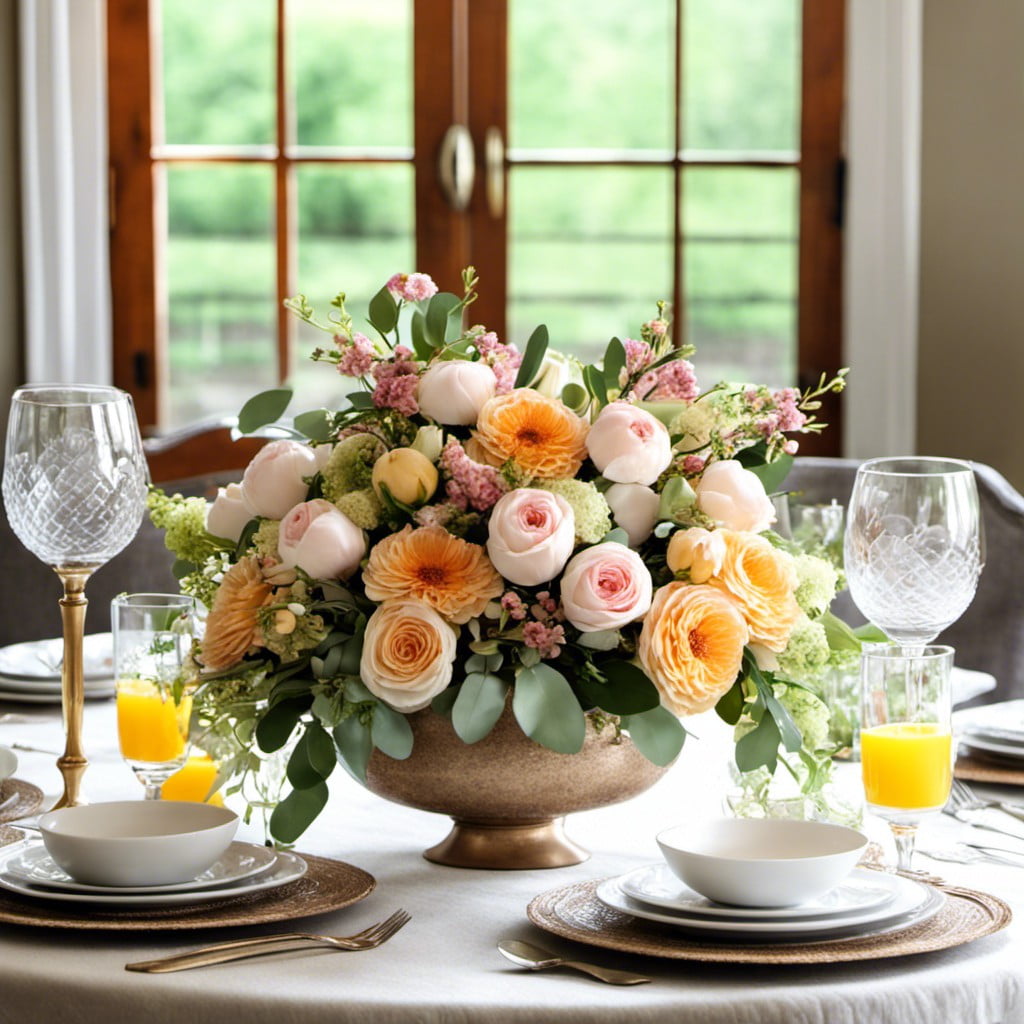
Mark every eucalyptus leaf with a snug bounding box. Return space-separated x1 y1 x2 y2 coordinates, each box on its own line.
735 712 781 774
431 686 460 717
371 702 414 760
338 635 364 676
621 706 686 766
452 672 509 744
512 664 586 754
368 285 399 335
820 610 862 653
171 557 195 581
514 324 549 389
269 780 329 844
287 726 333 790
333 715 372 782
346 391 375 410
410 311 433 361
576 629 620 651
715 679 746 726
268 677 315 708
576 663 660 716
304 720 338 777
237 387 293 434
583 364 606 405
603 336 626 390
344 678 374 703
425 292 462 348
601 527 629 547
747 453 794 495
293 409 333 441
255 698 305 753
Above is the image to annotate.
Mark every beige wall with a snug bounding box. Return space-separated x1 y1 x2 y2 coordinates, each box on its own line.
0 0 21 426
918 0 1024 490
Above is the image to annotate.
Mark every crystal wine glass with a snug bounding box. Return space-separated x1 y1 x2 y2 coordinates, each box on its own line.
844 457 984 652
2 385 149 806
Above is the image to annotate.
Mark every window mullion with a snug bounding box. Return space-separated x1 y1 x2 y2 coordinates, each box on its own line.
275 0 294 385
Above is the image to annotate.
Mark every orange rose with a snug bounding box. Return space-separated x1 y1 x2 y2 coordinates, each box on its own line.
638 582 748 716
362 525 503 623
472 388 588 479
709 530 801 652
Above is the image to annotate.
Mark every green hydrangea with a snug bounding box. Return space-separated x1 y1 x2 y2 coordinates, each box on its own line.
260 581 329 662
179 551 232 609
779 683 831 751
322 434 384 502
793 554 839 618
147 489 226 564
537 479 612 544
334 488 384 530
777 617 831 682
252 519 280 559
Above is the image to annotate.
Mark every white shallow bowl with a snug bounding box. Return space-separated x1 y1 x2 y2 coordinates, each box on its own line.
657 818 868 908
38 801 238 887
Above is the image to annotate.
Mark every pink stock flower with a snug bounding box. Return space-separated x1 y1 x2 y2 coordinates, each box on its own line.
683 454 706 475
371 349 420 416
644 318 669 337
336 332 375 378
440 439 507 512
523 621 566 660
622 338 654 381
772 387 807 432
636 359 699 402
474 330 523 394
501 591 527 621
386 272 438 303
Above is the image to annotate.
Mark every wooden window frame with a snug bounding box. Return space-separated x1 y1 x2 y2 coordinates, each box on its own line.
108 0 844 463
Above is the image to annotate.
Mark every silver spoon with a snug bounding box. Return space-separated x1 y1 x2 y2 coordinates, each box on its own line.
497 939 651 985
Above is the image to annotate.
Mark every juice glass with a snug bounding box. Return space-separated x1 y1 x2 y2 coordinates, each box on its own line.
112 593 197 799
860 644 954 870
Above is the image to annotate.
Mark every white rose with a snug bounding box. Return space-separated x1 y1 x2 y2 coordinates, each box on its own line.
206 482 252 543
240 440 318 519
360 600 458 712
277 499 366 580
605 483 660 547
586 402 673 486
486 489 576 586
418 361 498 425
695 459 776 533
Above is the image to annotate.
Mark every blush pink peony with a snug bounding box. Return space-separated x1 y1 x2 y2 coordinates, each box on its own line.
417 360 498 425
486 488 576 586
585 402 672 486
559 542 653 632
277 499 365 580
240 440 318 520
694 459 776 533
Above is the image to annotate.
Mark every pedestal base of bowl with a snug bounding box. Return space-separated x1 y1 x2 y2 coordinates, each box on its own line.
424 816 588 870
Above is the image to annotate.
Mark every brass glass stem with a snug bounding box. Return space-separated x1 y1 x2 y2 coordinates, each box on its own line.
52 567 96 809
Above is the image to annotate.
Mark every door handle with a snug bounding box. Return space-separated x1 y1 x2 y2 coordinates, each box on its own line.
485 126 505 219
438 124 475 212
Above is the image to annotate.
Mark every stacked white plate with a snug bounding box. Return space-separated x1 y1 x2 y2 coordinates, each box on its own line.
596 863 944 942
0 634 114 703
0 841 306 907
955 699 1024 762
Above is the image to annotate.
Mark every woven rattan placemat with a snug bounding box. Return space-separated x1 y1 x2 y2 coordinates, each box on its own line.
527 877 1011 965
0 779 43 823
955 752 1024 787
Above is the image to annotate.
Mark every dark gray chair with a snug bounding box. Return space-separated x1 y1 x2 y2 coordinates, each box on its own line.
784 456 1024 702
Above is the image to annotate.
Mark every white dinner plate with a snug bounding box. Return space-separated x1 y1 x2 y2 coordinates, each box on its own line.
959 734 1024 761
0 634 112 682
0 675 113 696
951 667 998 707
0 849 306 907
2 841 278 895
595 870 940 938
0 687 112 704
956 699 1024 747
618 864 896 920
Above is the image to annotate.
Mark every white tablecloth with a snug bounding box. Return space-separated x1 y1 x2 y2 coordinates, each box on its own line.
0 701 1022 1024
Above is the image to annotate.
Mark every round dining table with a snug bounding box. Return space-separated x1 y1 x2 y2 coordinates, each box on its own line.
0 697 1021 1024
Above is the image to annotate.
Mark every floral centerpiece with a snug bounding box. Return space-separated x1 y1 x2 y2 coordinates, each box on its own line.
150 268 848 844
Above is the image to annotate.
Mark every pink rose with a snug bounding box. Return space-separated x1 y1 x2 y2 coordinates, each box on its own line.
486 488 575 586
240 440 318 519
559 542 653 632
604 483 660 547
277 499 365 580
418 361 498 425
694 459 776 533
585 402 672 485
206 482 252 543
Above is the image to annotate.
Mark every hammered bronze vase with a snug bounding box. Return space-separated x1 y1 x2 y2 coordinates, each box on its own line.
363 702 672 870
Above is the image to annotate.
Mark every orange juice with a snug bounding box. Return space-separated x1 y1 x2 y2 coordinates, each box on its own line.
116 678 191 763
861 722 952 809
161 754 223 805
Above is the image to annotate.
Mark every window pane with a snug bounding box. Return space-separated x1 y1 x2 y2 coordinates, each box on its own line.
509 167 673 365
163 165 277 429
683 0 800 152
160 0 275 146
509 1 674 150
289 0 412 148
682 168 798 386
292 164 415 406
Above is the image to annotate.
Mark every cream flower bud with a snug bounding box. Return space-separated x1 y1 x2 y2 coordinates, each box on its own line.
666 527 727 583
371 448 440 507
694 459 776 534
206 482 252 543
417 361 497 425
411 425 444 463
605 483 660 547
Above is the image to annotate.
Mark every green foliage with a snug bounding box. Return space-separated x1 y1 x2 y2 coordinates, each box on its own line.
621 706 686 766
515 325 550 389
451 673 509 744
512 664 586 754
371 702 414 760
269 781 330 844
238 388 293 434
575 661 661 716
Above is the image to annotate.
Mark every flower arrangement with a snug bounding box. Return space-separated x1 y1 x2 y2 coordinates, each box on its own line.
150 268 849 841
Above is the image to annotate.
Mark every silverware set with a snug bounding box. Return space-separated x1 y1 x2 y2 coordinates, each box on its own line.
943 779 1024 842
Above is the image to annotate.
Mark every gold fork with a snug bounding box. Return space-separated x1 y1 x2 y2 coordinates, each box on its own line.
125 909 411 973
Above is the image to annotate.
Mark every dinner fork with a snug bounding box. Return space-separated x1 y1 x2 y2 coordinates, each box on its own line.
946 779 1024 823
125 909 411 973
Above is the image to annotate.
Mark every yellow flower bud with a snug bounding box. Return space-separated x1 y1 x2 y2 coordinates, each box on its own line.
371 447 439 507
274 608 298 635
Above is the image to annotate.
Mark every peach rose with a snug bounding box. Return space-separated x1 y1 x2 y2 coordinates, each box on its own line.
666 527 727 583
240 440 318 519
638 582 748 716
277 499 365 580
418 360 498 425
486 488 576 586
559 542 653 632
694 459 775 533
709 530 801 652
473 389 589 479
585 402 672 486
604 483 660 547
359 600 458 712
206 482 252 543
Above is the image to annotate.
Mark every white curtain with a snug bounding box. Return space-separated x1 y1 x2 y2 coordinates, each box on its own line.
19 0 110 384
